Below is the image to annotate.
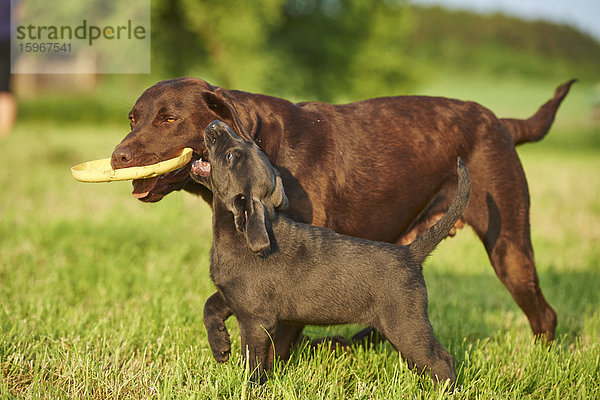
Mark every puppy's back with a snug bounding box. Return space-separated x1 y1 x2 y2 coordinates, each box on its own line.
266 216 423 324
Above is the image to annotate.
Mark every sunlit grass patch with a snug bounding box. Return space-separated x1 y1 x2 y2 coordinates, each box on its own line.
1 79 599 398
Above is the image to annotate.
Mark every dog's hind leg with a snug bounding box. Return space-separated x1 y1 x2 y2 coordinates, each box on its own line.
487 235 557 340
463 148 556 340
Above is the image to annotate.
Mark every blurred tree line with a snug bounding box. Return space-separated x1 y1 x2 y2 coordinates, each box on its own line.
152 0 417 102
150 0 600 102
16 0 600 127
408 6 600 84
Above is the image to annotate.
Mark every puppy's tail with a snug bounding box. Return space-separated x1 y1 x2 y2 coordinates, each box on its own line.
408 158 470 265
501 79 576 145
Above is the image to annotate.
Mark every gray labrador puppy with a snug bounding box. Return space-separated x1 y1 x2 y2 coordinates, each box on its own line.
191 120 470 386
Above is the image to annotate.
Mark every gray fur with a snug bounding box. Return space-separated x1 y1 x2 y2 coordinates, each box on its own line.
191 120 471 386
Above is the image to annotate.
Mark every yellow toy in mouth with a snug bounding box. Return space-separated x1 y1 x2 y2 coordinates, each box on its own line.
71 148 193 183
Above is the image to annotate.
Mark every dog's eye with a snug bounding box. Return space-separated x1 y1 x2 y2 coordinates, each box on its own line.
226 152 234 163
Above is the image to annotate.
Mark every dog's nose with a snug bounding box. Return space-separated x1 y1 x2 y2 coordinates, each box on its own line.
111 146 134 169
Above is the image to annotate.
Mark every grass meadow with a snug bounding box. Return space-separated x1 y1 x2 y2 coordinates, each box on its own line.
1 77 599 398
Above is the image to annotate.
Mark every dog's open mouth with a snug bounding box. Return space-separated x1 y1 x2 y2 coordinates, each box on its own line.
128 150 213 201
132 175 161 199
131 154 208 201
132 166 190 199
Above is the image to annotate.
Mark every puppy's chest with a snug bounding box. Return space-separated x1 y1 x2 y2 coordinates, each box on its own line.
209 242 260 287
209 243 277 311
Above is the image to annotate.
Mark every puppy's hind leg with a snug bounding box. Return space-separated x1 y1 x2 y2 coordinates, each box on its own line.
380 290 456 387
385 319 456 387
270 323 305 362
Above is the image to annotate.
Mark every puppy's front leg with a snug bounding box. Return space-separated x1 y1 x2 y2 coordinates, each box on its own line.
239 319 275 384
203 291 233 362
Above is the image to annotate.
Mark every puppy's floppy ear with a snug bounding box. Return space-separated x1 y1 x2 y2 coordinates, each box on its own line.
230 195 270 253
244 198 271 253
272 175 289 211
231 195 246 233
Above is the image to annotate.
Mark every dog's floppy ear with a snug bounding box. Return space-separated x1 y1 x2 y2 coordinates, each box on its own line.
202 89 253 141
231 195 270 253
272 175 288 211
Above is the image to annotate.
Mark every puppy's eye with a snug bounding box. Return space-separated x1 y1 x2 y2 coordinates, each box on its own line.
226 152 234 163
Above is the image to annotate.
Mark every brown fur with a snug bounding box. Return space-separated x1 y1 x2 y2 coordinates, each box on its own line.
111 78 575 353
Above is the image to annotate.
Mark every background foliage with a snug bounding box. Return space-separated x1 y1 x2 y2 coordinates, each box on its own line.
3 0 600 398
16 0 600 123
148 0 600 101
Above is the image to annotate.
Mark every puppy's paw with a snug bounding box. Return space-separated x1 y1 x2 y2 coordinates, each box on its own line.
206 324 231 362
351 327 387 348
249 370 268 385
213 346 231 363
210 335 231 362
310 335 351 351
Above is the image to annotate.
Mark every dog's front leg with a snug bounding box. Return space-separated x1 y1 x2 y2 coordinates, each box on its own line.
239 319 275 384
203 291 234 362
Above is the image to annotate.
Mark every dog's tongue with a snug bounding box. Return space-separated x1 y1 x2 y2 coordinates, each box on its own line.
132 176 159 199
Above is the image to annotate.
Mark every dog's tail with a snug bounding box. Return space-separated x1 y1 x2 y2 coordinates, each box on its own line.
408 158 470 265
500 79 576 145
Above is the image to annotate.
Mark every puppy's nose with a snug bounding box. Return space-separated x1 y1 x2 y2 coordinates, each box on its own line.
206 120 224 133
205 120 226 145
111 146 134 169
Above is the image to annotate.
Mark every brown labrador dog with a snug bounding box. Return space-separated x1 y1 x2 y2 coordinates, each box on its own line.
111 78 574 355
